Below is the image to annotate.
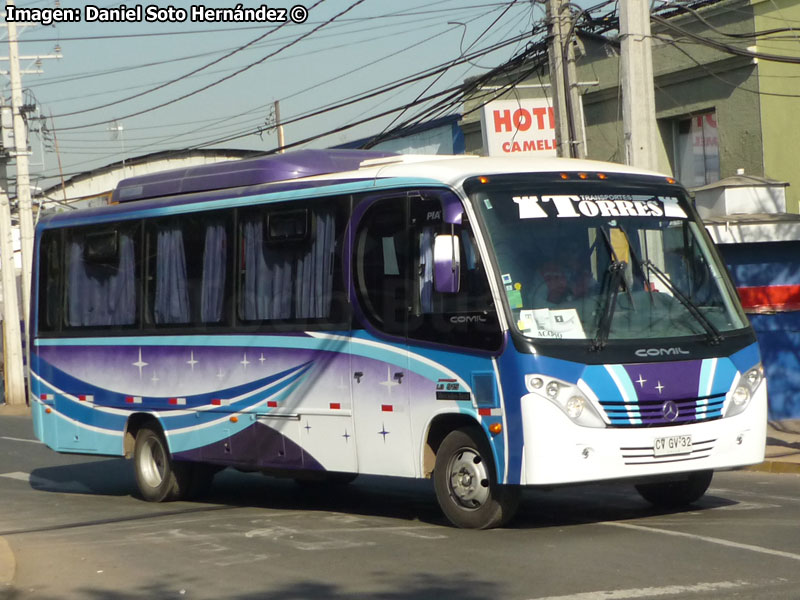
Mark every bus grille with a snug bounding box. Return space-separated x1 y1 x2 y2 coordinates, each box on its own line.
599 393 726 428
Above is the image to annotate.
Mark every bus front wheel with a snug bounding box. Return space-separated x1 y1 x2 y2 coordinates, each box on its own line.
134 424 192 502
433 427 519 529
635 470 713 508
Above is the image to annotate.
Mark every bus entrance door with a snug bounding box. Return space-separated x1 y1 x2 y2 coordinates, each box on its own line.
351 194 416 477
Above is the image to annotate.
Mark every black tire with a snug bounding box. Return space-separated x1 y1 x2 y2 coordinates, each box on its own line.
433 427 520 529
133 424 192 502
635 470 713 508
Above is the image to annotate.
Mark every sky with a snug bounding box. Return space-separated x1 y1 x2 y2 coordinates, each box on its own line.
4 0 551 191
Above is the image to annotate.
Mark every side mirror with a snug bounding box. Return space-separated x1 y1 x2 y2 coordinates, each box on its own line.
433 234 461 294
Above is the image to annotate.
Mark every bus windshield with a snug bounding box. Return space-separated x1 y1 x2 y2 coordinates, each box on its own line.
468 174 748 344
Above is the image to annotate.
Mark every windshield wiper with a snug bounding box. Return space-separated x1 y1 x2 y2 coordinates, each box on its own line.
591 260 627 352
641 259 723 345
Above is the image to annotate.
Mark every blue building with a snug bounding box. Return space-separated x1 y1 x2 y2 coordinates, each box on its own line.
702 177 800 421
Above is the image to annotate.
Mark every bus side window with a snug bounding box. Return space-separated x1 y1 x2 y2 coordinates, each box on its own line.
150 222 191 325
146 213 232 327
199 218 230 324
38 231 63 333
65 225 139 328
410 213 502 352
238 200 342 325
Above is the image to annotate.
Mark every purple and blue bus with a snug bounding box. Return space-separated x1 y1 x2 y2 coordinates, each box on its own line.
30 150 766 528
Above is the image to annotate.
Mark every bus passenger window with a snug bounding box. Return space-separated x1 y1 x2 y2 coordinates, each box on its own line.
38 231 63 332
66 226 138 328
153 226 190 324
239 204 338 323
200 221 228 323
147 214 231 327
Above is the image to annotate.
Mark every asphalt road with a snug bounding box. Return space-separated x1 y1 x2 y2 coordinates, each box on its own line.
3 412 800 600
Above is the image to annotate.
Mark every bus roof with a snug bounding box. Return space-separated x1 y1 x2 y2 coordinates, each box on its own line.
36 151 673 230
111 149 667 204
314 154 666 188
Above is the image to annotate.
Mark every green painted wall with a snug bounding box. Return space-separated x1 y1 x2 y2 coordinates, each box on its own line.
754 0 800 213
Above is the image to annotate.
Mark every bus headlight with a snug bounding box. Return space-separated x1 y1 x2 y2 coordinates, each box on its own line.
565 396 585 419
525 374 606 428
726 364 764 418
526 375 544 391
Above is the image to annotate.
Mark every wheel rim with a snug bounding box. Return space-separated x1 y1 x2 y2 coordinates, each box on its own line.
446 447 490 510
140 436 167 488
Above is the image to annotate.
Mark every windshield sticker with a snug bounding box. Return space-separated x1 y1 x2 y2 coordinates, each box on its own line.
501 273 512 285
512 195 687 220
519 308 586 339
507 288 523 309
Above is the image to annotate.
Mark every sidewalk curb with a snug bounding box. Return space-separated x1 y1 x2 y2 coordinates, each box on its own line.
742 461 800 475
0 537 15 585
0 404 30 417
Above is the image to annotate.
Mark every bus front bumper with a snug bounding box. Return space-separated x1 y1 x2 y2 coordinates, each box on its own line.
518 385 767 486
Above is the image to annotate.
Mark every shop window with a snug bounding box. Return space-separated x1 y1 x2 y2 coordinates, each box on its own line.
675 111 719 187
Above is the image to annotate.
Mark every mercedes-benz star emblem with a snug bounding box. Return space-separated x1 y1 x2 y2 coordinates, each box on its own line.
662 400 680 422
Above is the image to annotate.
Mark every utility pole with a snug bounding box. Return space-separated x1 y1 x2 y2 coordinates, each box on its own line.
1 1 61 404
0 161 25 405
619 0 659 171
274 100 285 153
108 120 126 173
546 0 585 159
7 0 34 359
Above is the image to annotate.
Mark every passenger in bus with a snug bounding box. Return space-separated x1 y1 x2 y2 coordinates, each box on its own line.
534 239 597 307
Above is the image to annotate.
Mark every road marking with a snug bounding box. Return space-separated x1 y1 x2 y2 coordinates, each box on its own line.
0 471 92 494
244 525 376 550
602 521 800 562
713 487 800 504
0 471 32 482
528 580 751 600
711 501 780 511
0 537 15 584
0 436 42 444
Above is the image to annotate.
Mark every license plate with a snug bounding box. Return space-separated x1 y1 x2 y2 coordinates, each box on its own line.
653 434 692 457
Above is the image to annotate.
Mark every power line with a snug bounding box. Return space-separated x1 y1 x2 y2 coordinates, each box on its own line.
271 31 535 135
372 41 550 147
46 13 470 109
654 34 800 99
668 3 800 39
54 0 387 131
192 43 547 153
37 29 540 179
51 0 327 120
101 18 494 153
374 0 522 143
17 2 519 42
32 3 497 90
652 13 800 64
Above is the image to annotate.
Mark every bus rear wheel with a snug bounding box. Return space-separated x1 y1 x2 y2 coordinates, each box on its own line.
635 470 713 508
433 427 519 529
134 424 192 502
